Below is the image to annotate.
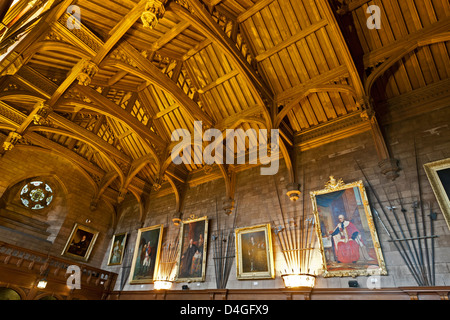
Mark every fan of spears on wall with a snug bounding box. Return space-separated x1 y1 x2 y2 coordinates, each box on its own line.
76 157 450 285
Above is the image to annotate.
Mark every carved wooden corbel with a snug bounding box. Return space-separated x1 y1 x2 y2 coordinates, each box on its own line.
358 96 400 181
141 0 166 29
281 141 301 201
217 164 236 215
33 102 53 126
76 60 99 86
166 175 187 225
2 131 22 151
117 187 128 203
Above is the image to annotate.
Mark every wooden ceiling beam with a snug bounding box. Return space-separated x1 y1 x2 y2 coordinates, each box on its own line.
91 0 148 65
365 30 450 96
154 102 179 119
236 0 276 23
0 0 75 75
46 0 148 106
363 19 450 70
0 93 150 198
111 41 214 127
74 84 167 150
47 112 131 164
255 19 328 63
150 21 190 52
108 70 128 86
137 88 171 142
167 0 274 105
25 131 105 177
182 38 212 62
274 65 349 104
215 105 263 131
197 69 240 94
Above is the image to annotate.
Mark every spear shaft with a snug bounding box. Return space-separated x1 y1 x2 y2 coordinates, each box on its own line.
413 139 432 285
355 159 424 286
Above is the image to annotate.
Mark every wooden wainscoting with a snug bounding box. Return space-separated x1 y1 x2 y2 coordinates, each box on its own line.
108 287 450 301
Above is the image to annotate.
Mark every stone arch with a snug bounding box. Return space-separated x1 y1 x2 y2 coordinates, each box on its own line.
0 173 69 244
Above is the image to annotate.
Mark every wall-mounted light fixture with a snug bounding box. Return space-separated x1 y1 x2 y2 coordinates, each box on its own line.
37 278 48 289
154 280 173 290
37 268 49 289
282 274 316 288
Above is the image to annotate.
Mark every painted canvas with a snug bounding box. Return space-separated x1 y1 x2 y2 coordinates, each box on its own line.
235 224 275 280
176 216 208 282
62 223 98 262
311 177 387 277
129 225 163 284
107 232 128 266
424 158 450 230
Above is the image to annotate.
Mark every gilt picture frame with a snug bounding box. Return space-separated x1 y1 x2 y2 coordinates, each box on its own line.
129 225 164 284
424 158 450 230
235 224 275 280
175 216 208 282
62 223 98 262
310 177 387 278
107 232 128 266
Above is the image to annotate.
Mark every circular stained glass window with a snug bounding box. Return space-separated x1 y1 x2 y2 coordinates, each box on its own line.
20 181 53 210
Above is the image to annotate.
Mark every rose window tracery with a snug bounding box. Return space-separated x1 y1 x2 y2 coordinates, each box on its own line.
20 181 53 210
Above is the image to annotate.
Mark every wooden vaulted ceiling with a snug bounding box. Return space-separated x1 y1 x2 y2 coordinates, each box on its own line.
0 0 449 210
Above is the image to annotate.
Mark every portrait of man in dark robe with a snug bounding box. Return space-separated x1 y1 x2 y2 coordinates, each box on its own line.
177 217 208 281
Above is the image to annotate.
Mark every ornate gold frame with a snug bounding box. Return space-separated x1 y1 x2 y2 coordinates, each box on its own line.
129 225 164 284
424 158 450 230
61 223 98 262
235 224 275 280
310 177 387 278
107 232 128 266
175 216 209 282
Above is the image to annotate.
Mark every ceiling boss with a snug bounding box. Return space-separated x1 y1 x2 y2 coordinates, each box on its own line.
141 0 166 30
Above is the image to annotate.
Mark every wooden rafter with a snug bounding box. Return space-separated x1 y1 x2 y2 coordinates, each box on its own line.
47 0 148 106
110 41 215 127
167 1 273 128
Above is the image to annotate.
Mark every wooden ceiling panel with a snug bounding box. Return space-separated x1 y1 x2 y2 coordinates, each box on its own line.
372 42 450 102
1 0 448 199
75 0 135 34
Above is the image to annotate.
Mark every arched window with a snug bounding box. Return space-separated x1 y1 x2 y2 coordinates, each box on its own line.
20 181 53 210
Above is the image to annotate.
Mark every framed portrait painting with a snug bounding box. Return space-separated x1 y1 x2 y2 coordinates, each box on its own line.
62 223 98 261
235 224 275 280
424 158 450 230
129 225 163 284
311 177 387 278
176 216 208 282
107 232 128 266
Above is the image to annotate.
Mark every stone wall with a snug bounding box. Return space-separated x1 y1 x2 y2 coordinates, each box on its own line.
101 105 450 291
1 106 449 292
0 145 114 267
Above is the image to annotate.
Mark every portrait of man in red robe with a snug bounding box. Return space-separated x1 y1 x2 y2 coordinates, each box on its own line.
327 214 374 264
316 186 379 272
